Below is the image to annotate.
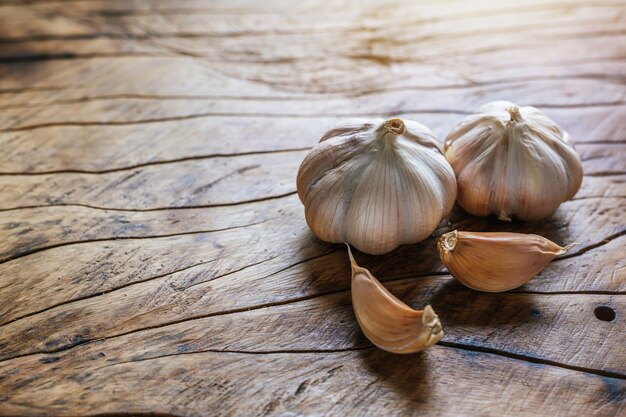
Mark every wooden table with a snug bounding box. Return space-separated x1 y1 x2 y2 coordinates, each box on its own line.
0 0 624 415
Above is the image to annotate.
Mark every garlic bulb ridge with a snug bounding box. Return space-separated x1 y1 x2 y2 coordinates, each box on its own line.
444 101 583 221
297 118 457 255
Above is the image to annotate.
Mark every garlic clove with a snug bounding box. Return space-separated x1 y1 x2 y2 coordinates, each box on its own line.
437 230 573 292
444 101 583 221
348 245 443 354
297 118 457 255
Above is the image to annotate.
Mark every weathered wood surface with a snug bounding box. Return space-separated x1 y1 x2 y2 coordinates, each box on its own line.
0 0 624 416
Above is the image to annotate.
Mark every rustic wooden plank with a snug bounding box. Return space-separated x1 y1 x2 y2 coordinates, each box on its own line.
0 347 622 417
0 267 623 372
578 144 626 175
0 195 285 261
0 0 624 415
0 195 622 367
0 177 623 333
0 175 623 262
2 60 624 105
0 150 305 210
0 147 622 211
0 200 623 334
574 175 626 199
2 4 623 58
2 56 624 103
0 104 624 174
0 42 623 103
0 82 624 133
1 0 622 41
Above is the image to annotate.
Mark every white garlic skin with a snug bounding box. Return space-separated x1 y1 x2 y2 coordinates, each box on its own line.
297 118 457 255
444 101 583 221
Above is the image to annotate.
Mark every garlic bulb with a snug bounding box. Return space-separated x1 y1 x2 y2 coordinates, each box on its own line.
297 118 457 255
348 245 443 353
444 101 583 221
438 230 573 292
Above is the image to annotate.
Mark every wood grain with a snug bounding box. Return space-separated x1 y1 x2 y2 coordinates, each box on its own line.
0 0 624 415
1 106 625 174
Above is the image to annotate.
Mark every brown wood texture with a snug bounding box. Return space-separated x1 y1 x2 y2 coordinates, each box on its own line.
0 0 624 416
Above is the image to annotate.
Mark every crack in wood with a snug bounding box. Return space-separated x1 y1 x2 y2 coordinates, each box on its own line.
0 149 311 176
0 186 622 215
0 230 621 366
0 191 299 213
514 290 626 295
0 219 272 265
585 171 626 177
2 101 625 133
0 249 332 328
20 341 626 385
92 347 374 373
437 342 626 380
557 230 626 260
0 141 623 176
1 73 625 102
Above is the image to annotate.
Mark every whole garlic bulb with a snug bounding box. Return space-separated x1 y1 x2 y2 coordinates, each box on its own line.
297 118 457 255
444 101 583 221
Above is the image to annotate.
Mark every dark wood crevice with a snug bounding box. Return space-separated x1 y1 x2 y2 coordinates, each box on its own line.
0 199 621 267
437 342 626 380
0 142 622 176
1 319 622 384
0 191 299 213
514 290 626 295
3 101 626 133
0 191 622 214
0 148 313 176
0 254 283 329
555 230 626 260
0 248 339 328
584 171 626 177
0 218 271 265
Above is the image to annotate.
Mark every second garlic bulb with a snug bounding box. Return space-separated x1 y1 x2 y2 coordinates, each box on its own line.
297 118 457 255
444 101 583 221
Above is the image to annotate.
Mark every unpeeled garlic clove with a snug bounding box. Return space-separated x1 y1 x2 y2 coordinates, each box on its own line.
438 230 573 292
348 245 443 354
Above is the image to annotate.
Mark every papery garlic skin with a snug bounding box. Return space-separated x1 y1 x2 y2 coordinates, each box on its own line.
348 245 443 354
444 101 583 221
297 118 457 255
438 230 572 292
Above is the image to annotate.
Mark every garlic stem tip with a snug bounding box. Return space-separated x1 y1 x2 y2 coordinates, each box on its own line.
383 118 406 135
439 230 458 252
507 105 524 123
